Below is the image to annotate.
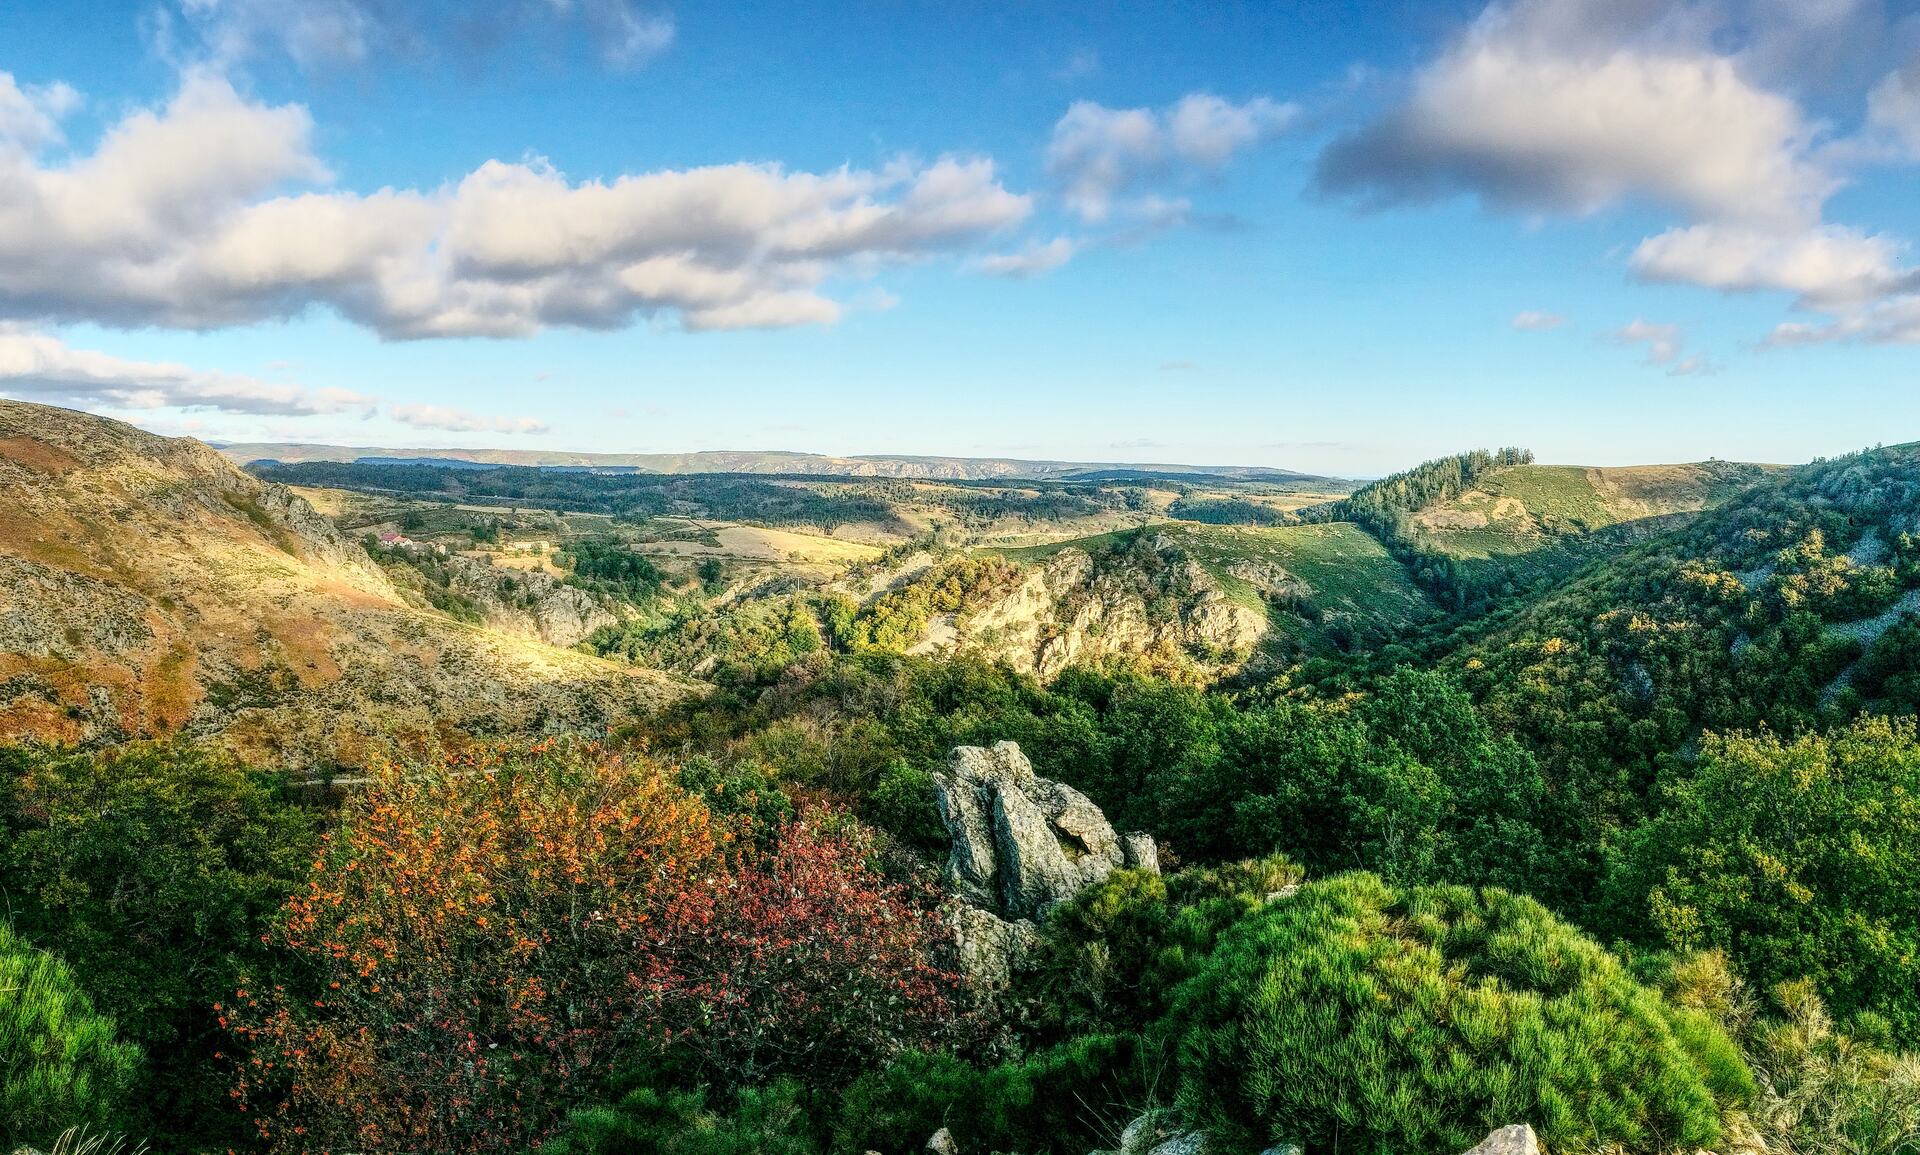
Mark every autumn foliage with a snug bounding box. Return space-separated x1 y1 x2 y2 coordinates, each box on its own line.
227 742 955 1153
674 815 958 1089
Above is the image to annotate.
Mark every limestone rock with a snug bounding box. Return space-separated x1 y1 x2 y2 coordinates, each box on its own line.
1462 1124 1540 1155
944 901 1040 991
934 741 1150 922
934 740 1158 991
927 1127 960 1155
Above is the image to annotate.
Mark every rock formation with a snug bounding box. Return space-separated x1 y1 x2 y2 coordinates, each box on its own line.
932 741 1156 990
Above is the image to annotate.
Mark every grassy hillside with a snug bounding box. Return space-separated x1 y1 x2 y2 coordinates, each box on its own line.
1414 461 1778 561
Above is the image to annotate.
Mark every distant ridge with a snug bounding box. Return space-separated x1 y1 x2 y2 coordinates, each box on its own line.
214 442 1336 483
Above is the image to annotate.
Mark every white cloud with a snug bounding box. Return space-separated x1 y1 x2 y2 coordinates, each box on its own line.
1865 60 1920 160
1511 310 1566 330
972 237 1076 279
0 326 373 415
0 72 1031 340
1048 93 1298 222
389 403 550 435
1316 1 1831 227
0 75 79 152
1631 223 1916 308
0 327 550 431
1766 294 1920 346
1612 318 1683 364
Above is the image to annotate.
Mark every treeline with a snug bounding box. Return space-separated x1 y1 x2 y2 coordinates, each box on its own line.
1306 447 1534 609
250 461 901 532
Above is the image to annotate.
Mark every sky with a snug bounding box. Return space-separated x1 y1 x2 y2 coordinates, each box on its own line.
0 0 1917 477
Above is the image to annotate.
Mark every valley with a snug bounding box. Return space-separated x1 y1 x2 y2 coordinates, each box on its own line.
6 398 1918 1155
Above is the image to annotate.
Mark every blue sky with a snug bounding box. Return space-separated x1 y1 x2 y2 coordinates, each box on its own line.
0 0 1916 476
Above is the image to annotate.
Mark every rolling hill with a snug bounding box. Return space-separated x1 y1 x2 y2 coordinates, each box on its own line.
217 441 1338 483
0 401 686 767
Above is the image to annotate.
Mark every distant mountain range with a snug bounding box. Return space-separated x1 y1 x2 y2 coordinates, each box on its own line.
212 442 1337 483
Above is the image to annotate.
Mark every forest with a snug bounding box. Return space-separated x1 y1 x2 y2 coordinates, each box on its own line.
8 443 1920 1155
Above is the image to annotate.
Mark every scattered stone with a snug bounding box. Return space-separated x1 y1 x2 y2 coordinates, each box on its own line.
1257 1145 1304 1155
926 1127 960 1155
1145 1132 1207 1155
1462 1124 1540 1155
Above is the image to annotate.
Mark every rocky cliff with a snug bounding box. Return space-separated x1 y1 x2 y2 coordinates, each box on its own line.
903 538 1268 680
0 401 686 766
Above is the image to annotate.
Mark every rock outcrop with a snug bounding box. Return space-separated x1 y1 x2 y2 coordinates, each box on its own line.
933 741 1156 991
959 543 1269 681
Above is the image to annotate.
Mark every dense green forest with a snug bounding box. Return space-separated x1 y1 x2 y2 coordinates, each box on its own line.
11 444 1920 1154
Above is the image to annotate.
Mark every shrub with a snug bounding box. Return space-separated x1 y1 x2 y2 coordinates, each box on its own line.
228 743 727 1155
832 1034 1165 1155
669 813 958 1090
0 742 319 1147
543 1081 820 1155
1169 874 1751 1155
1 923 141 1149
1608 716 1920 1034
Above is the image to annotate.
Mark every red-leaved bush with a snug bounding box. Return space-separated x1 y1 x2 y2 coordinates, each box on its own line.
226 744 955 1154
672 814 958 1088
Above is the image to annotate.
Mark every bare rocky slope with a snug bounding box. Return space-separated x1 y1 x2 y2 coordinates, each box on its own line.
0 401 686 767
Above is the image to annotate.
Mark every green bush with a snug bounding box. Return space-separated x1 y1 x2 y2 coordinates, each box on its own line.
832 1034 1163 1155
1607 716 1920 1035
1 923 142 1149
0 741 321 1146
543 1081 819 1155
1169 874 1751 1154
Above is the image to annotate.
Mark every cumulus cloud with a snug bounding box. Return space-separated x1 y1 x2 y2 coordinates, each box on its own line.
1767 294 1920 346
1511 310 1566 330
1048 93 1298 222
971 237 1077 278
0 72 1031 340
1315 0 1831 226
0 326 375 415
166 0 674 73
0 74 79 151
1316 0 1920 354
1631 223 1918 308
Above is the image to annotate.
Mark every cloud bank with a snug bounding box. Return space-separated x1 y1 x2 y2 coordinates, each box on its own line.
0 71 1031 341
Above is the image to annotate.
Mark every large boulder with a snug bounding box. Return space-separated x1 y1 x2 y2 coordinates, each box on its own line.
932 741 1157 991
934 741 1150 921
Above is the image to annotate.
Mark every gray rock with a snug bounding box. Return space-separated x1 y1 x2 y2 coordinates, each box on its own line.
934 740 1150 921
944 902 1040 990
1462 1124 1540 1155
927 1127 960 1155
1145 1133 1207 1155
1121 831 1160 874
992 776 1082 918
1118 1111 1164 1153
1257 1146 1304 1155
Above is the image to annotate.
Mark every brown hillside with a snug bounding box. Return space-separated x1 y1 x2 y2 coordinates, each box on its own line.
0 401 687 767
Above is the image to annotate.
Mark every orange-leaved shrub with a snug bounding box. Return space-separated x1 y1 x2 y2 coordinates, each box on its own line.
227 744 957 1154
228 743 727 1154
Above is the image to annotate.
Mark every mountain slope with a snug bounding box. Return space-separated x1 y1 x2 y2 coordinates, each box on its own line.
0 401 686 766
1451 444 1920 799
